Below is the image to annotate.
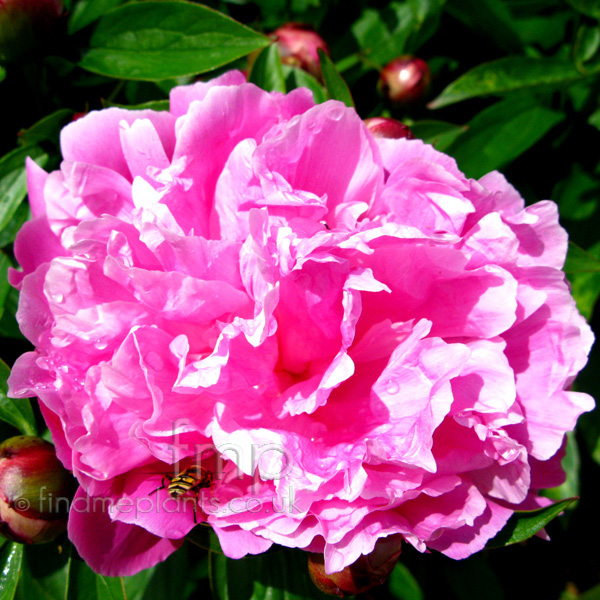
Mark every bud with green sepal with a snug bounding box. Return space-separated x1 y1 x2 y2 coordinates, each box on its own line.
0 435 77 544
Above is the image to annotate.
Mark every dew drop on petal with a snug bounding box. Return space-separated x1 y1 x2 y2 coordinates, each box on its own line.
386 381 400 395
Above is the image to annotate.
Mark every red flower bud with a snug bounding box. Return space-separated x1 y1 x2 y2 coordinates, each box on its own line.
308 537 403 597
271 22 329 80
378 56 431 107
0 0 63 63
0 436 76 544
364 117 415 140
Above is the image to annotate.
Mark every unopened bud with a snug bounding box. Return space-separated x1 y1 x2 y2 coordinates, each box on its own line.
308 537 403 597
0 0 63 63
271 22 329 80
0 436 76 544
378 56 431 107
364 117 415 140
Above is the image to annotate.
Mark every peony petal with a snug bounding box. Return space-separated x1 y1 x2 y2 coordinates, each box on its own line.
61 108 175 180
68 487 182 576
212 525 274 559
254 101 383 228
427 498 513 559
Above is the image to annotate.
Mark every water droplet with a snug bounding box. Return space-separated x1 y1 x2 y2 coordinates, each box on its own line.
94 339 108 350
52 292 64 303
386 380 400 395
329 105 346 121
501 447 518 462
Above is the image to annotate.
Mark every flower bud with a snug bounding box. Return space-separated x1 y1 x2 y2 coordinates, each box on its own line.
0 0 63 63
0 436 76 544
271 22 329 80
308 537 403 597
378 56 431 107
364 117 415 140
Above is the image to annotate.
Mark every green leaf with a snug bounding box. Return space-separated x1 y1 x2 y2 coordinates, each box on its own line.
186 525 224 554
249 44 286 93
389 562 423 600
283 66 327 103
442 553 503 600
96 576 126 600
445 0 523 53
136 544 200 600
429 57 597 108
0 543 23 600
554 164 600 221
66 556 129 600
0 66 5 84
589 107 600 130
445 97 564 178
351 6 411 66
564 241 600 320
565 240 600 273
121 568 157 600
0 252 9 323
0 147 48 239
351 1 444 66
0 359 37 436
66 556 100 600
102 99 171 111
565 0 600 20
210 548 330 600
408 120 467 151
17 542 72 600
544 431 581 502
318 49 355 108
79 1 271 81
0 288 25 340
68 0 124 34
486 498 578 548
0 197 30 249
513 13 570 50
18 110 74 149
579 582 600 600
574 23 600 67
406 0 446 50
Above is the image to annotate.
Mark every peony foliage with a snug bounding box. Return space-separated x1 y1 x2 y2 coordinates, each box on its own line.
0 1 599 599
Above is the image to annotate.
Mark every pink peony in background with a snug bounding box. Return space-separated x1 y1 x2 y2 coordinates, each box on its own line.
7 70 594 576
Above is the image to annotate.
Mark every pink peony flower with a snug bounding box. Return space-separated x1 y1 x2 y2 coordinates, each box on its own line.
8 70 594 576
